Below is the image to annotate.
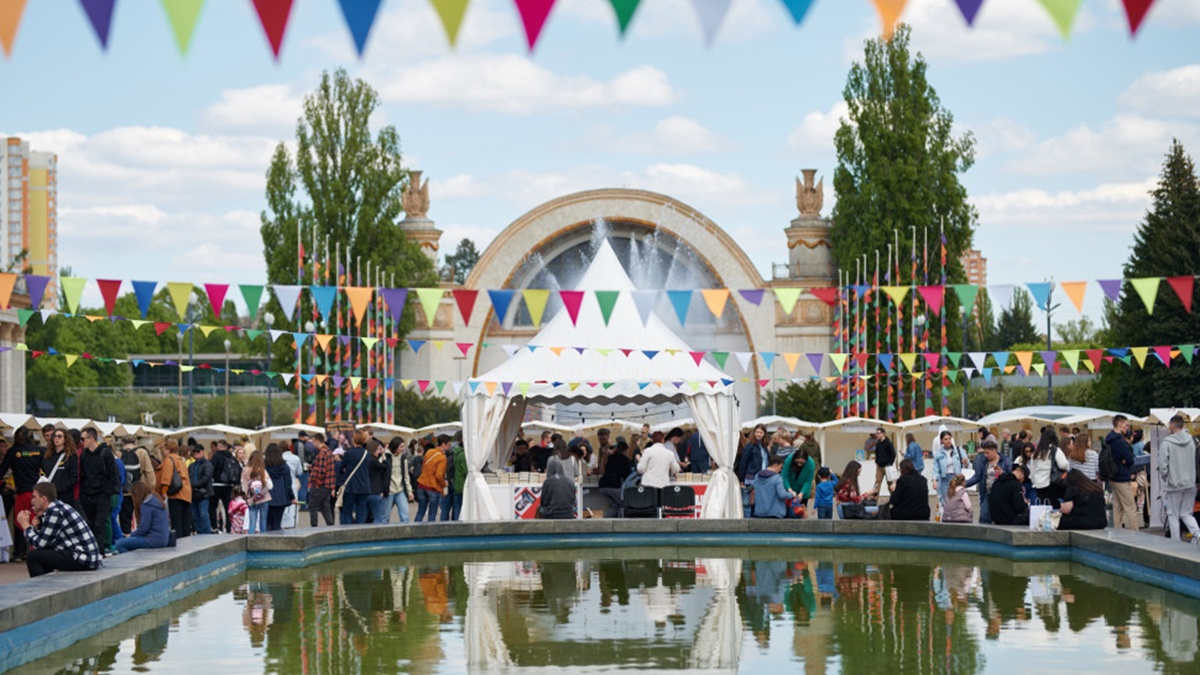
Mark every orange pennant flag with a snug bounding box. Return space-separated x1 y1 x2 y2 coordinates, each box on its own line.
344 287 374 324
315 334 334 352
700 289 730 319
1015 351 1034 374
783 353 801 373
0 0 27 58
0 271 15 308
870 0 908 39
1059 281 1087 312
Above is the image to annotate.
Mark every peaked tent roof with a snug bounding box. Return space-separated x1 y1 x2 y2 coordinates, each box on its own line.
468 240 734 405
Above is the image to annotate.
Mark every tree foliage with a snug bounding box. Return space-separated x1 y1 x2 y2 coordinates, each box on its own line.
393 390 460 428
760 381 837 422
1105 140 1200 413
991 287 1040 350
442 238 481 284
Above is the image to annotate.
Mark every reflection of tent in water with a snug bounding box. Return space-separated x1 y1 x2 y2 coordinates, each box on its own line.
463 558 743 673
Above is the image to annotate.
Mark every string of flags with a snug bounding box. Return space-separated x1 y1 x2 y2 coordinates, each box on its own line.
0 0 1162 59
1 273 1196 329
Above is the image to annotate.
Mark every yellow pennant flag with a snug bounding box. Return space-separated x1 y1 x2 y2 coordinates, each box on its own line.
518 382 531 397
882 286 910 306
314 374 327 385
345 287 375 324
1062 350 1080 373
167 282 194 320
84 315 105 323
829 353 849 374
899 353 918 373
701 289 730 319
65 354 78 368
783 353 801 373
1131 347 1149 368
433 341 445 352
523 289 550 327
414 288 443 327
348 377 362 390
361 337 380 350
1059 281 1087 312
1031 363 1045 376
870 0 908 39
1130 277 1160 315
1083 358 1096 373
549 346 564 356
199 325 220 337
430 0 469 46
774 288 802 316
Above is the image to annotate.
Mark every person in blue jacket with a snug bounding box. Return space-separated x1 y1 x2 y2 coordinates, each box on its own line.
964 440 1011 524
1106 415 1138 530
336 430 374 525
752 455 795 518
115 483 171 553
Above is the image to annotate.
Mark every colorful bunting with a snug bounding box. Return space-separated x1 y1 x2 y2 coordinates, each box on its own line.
1098 279 1123 302
345 287 374 323
452 289 479 325
1166 276 1193 313
1026 282 1053 312
24 275 49 309
160 0 205 55
701 289 730 319
78 0 117 49
95 279 121 316
522 289 549 326
778 0 815 24
239 284 264 321
689 0 733 45
336 0 382 56
60 277 87 315
1130 277 1160 315
882 286 910 306
1060 281 1087 312
952 0 985 25
738 289 765 306
917 285 944 316
487 289 515 325
774 288 801 316
951 284 978 315
514 0 557 50
166 281 195 320
204 283 228 317
667 290 692 325
595 290 619 325
0 0 28 57
380 287 408 326
272 284 302 322
1121 0 1156 36
310 285 337 320
631 290 658 326
988 284 1014 312
809 287 838 306
251 0 294 59
0 272 15 308
559 290 585 325
1037 0 1083 39
869 0 908 39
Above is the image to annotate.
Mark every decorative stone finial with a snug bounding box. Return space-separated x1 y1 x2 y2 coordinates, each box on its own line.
402 170 430 219
796 169 823 217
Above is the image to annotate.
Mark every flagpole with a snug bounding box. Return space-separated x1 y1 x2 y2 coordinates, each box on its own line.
886 243 894 422
909 226 917 422
939 218 949 416
295 218 303 423
923 225 931 416
873 249 880 419
835 268 844 419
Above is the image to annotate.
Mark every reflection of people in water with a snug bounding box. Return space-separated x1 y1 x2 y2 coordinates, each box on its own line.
242 585 274 647
133 621 170 666
419 567 451 621
539 561 580 623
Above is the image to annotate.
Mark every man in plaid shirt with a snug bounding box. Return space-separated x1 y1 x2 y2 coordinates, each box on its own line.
16 483 103 577
306 438 337 527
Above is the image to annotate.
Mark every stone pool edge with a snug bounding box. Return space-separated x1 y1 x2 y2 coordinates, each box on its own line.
1 520 1197 671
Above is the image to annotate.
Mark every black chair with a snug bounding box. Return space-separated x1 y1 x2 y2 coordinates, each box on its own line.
660 485 697 519
623 485 659 518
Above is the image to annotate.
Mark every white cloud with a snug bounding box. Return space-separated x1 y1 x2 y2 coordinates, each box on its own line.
309 0 516 61
583 116 733 154
973 179 1154 231
202 85 305 135
558 0 778 44
1008 115 1200 179
786 101 847 159
973 118 1037 159
1118 65 1200 118
374 55 679 113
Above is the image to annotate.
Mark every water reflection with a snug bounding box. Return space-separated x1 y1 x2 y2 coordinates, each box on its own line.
13 549 1200 675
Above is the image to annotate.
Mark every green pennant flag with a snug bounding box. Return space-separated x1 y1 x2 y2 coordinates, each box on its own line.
1036 0 1083 39
1062 350 1081 372
430 0 470 46
17 308 35 327
711 351 729 370
160 0 206 55
595 290 619 326
1130 277 1160 315
240 284 264 321
60 276 87 315
1181 344 1195 365
416 288 444 327
951 284 978 315
245 329 263 342
945 351 963 368
607 0 642 35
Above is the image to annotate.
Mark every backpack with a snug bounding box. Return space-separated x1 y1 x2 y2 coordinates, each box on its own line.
120 449 142 487
220 453 242 485
167 457 184 496
1098 440 1120 482
249 479 268 503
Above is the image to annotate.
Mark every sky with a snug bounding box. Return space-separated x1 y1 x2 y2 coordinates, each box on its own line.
2 0 1198 336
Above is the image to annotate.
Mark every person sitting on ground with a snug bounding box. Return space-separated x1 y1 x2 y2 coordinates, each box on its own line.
115 482 171 553
16 482 102 577
752 455 794 519
988 464 1030 526
941 474 973 523
781 447 815 517
537 462 576 520
885 459 930 521
1057 469 1107 531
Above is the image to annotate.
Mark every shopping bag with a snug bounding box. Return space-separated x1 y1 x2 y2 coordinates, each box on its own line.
1029 500 1054 531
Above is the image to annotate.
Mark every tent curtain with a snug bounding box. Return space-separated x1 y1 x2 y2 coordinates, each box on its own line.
496 398 528 470
464 562 512 667
689 558 743 669
461 395 511 522
691 392 742 519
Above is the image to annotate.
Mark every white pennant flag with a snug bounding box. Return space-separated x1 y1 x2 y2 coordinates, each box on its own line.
988 284 1015 313
451 381 464 396
631 290 659 327
502 344 520 357
280 373 294 385
968 352 987 371
268 329 287 343
733 351 753 372
689 0 733 45
40 309 57 322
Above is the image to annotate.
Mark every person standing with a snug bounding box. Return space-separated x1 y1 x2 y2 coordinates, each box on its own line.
16 483 102 577
932 431 967 504
264 444 295 531
870 427 896 495
383 437 412 524
415 435 449 522
1106 415 1139 530
306 438 337 526
42 429 79 511
367 440 391 524
903 433 925 475
964 440 1011 524
1158 415 1199 543
440 436 467 521
241 450 272 534
78 429 121 551
188 445 214 534
209 440 238 533
598 439 633 517
0 428 46 560
735 424 769 518
336 432 373 525
157 442 192 538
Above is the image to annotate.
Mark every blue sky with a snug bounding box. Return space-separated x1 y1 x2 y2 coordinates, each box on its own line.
2 0 1198 335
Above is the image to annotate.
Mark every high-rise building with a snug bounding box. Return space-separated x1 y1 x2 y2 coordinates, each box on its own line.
2 137 58 307
961 248 987 287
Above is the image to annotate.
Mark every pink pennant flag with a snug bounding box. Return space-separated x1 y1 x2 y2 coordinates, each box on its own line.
96 279 122 316
689 351 705 366
455 342 472 356
559 290 584 325
923 353 941 370
1152 345 1172 367
252 0 295 59
204 283 229 316
514 0 557 50
917 285 945 316
1166 276 1193 313
452 289 478 325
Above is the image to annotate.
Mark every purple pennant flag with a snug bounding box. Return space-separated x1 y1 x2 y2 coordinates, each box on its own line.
78 0 117 49
806 352 823 375
953 0 985 25
738 289 765 306
1098 279 1123 302
380 288 408 326
1039 350 1057 369
24 274 50 309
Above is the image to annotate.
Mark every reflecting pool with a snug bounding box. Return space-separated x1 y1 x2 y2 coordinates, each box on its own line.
15 548 1200 674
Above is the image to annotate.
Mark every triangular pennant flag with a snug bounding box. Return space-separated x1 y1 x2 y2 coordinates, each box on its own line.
199 325 220 337
1085 349 1103 373
1121 0 1156 35
783 352 801 373
1026 282 1054 312
899 353 918 373
513 0 558 50
17 308 34 327
522 289 549 326
430 0 470 45
268 329 287 343
379 287 408 326
345 287 374 324
778 0 815 24
1181 344 1196 365
559 290 585 325
917 286 945 315
0 0 29 58
39 308 56 323
1062 350 1080 373
315 334 334 352
606 0 643 35
337 0 382 56
487 289 515 325
64 354 78 368
166 282 194 320
154 322 174 336
292 332 310 348
988 284 1014 312
1153 345 1173 367
828 353 849 374
1039 350 1057 369
761 352 776 370
1130 277 1160 314
952 0 984 24
204 283 229 318
968 352 987 370
981 367 994 383
711 351 729 369
251 0 295 59
701 289 730 319
738 289 765 306
883 286 910 306
59 276 87 315
945 351 963 368
631 290 658 326
688 0 733 45
594 290 619 326
78 0 116 49
238 284 264 321
689 351 705 366
877 353 894 373
809 287 838 306
923 352 941 370
666 290 692 325
415 288 443 327
758 379 771 388
869 0 908 38
1131 346 1149 368
734 352 753 372
951 284 978 316
1036 0 1083 39
347 376 360 390
24 274 49 309
245 329 263 342
0 272 14 309
1098 279 1123 302
991 351 1010 368
456 342 472 356
774 288 802 316
96 279 121 316
361 337 380 350
160 0 205 55
1166 276 1193 313
272 284 302 322
1059 281 1087 312
1032 363 1046 376
642 350 658 360
452 289 479 325
310 286 337 320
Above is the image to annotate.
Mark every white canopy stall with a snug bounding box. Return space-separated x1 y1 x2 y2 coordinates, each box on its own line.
460 241 743 521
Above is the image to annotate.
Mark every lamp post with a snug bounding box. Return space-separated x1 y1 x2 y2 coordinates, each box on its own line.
1045 284 1060 405
263 312 275 426
224 339 232 425
186 292 198 427
177 332 184 427
303 321 315 424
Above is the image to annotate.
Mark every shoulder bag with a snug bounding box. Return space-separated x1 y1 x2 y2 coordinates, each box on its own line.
335 450 369 512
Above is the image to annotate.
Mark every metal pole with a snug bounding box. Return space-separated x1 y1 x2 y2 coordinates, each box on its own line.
177 333 184 427
187 303 195 426
224 340 232 424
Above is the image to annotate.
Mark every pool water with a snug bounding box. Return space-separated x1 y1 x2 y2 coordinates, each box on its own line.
14 548 1200 674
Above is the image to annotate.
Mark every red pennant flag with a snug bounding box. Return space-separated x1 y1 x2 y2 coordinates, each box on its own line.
1153 345 1173 367
513 0 557 50
96 279 122 316
689 351 705 366
1085 349 1104 372
917 285 945 316
455 342 472 356
452 290 478 325
619 348 633 357
1166 276 1193 313
385 337 399 348
757 379 770 388
559 290 584 325
205 283 229 317
1121 0 1156 35
154 322 174 336
251 0 295 59
809 287 838 306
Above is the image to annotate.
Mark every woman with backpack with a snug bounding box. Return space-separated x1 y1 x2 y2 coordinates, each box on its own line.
155 441 192 539
241 450 272 535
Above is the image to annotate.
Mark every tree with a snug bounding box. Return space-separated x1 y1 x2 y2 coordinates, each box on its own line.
1054 315 1104 347
1105 140 1200 413
991 287 1040 350
760 381 837 422
831 24 978 300
442 238 481 284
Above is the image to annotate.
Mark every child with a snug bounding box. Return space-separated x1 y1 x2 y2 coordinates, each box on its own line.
941 474 973 523
228 486 249 535
814 467 836 520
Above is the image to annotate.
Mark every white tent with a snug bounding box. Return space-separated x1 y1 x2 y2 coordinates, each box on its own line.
460 241 742 521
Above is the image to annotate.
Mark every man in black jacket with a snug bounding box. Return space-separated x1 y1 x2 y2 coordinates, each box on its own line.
79 428 121 551
988 464 1030 526
209 440 238 533
188 445 215 534
871 427 896 495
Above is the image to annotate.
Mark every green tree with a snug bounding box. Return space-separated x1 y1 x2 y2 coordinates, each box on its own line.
760 381 837 422
991 287 1040 350
1054 315 1104 347
1105 140 1200 413
831 23 978 315
442 238 480 284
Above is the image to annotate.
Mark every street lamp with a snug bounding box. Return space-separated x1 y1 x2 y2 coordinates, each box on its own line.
263 312 275 426
224 339 232 425
1044 283 1061 405
176 331 184 427
186 291 198 426
302 321 314 423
